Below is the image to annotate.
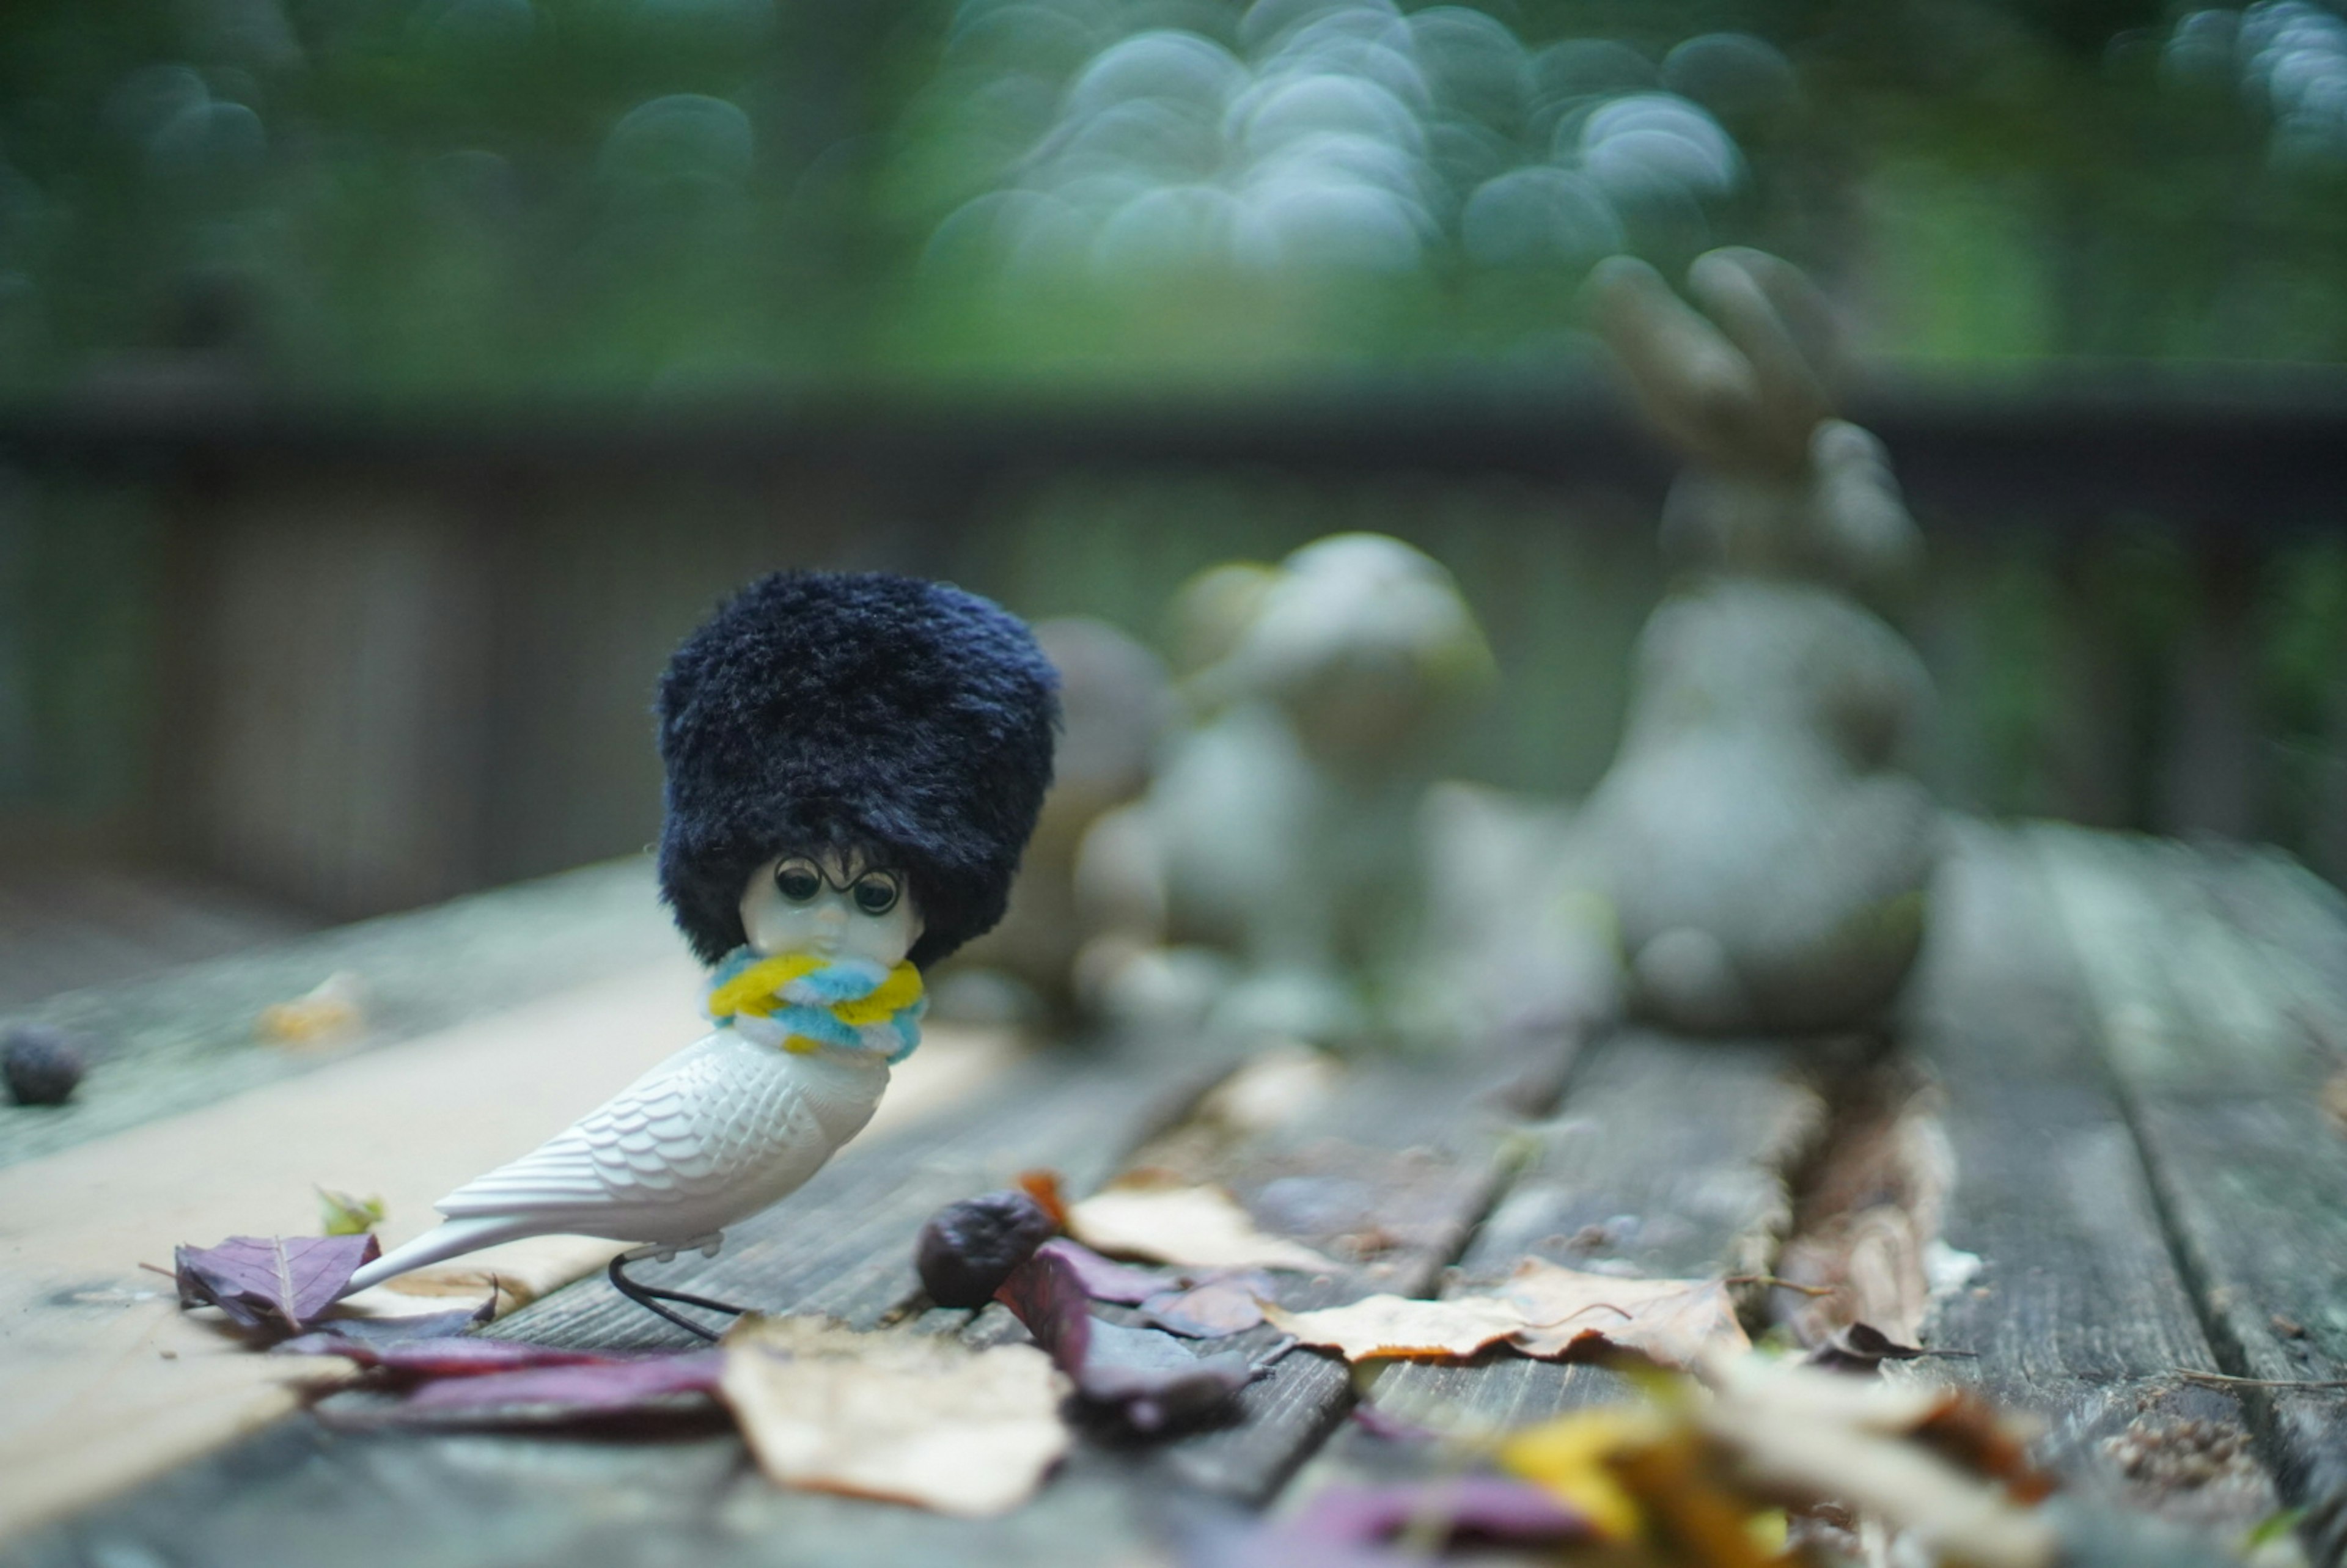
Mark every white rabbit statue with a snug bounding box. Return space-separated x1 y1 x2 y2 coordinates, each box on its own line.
1544 247 1942 1035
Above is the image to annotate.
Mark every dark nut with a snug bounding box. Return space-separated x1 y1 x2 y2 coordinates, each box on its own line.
916 1190 1057 1308
4 1024 87 1107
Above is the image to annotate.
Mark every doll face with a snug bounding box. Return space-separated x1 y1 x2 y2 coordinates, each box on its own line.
740 848 924 967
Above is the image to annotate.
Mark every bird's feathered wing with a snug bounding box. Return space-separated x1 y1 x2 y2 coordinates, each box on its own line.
435 1036 825 1223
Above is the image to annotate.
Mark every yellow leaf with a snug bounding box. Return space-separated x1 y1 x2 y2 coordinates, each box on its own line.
315 1188 384 1237
1500 1407 1667 1541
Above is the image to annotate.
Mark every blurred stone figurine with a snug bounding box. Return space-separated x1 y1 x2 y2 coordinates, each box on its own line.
1074 534 1494 1046
931 617 1172 1027
1541 249 1940 1035
343 572 1059 1335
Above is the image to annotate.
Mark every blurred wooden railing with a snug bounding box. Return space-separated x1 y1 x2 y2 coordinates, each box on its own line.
1 365 2343 921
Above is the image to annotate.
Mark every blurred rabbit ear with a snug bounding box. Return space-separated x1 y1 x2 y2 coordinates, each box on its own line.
1810 419 1923 596
1686 248 1833 467
1705 247 1841 385
1586 254 1760 470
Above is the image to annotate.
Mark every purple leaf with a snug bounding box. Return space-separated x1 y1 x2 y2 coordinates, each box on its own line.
1142 1272 1272 1338
174 1234 382 1334
276 1335 629 1376
1077 1321 1256 1434
284 1301 495 1349
1037 1238 1177 1306
345 1351 729 1425
1287 1478 1593 1547
1181 1480 1592 1568
995 1238 1095 1368
996 1247 1252 1434
1347 1401 1434 1442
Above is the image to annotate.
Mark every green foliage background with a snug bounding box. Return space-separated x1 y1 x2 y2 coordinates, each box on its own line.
2 0 2345 393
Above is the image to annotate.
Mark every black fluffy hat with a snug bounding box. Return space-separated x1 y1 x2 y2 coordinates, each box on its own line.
656 570 1060 970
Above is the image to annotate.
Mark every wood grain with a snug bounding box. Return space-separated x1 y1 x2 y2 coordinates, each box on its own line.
0 857 674 1170
3 1035 1221 1567
2036 826 2347 1563
0 954 1022 1546
1287 1026 1832 1501
1909 826 2279 1539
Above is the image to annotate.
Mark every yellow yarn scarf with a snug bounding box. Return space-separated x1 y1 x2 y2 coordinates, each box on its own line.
705 951 926 1059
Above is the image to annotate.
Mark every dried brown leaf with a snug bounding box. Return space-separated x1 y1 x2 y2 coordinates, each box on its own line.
1262 1293 1527 1361
1067 1181 1336 1273
719 1315 1067 1517
1262 1263 1750 1369
1700 1357 2059 1568
1500 1261 1751 1367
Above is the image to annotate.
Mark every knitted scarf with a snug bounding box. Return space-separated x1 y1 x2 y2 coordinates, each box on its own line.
705 949 926 1063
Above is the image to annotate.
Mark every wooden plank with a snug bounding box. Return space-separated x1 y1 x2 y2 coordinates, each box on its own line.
1906 825 2280 1538
0 1037 1219 1566
12 1033 1570 1568
1287 1026 1832 1497
484 1040 1229 1352
0 946 1024 1544
1075 1048 1552 1502
0 863 310 1011
0 857 674 1170
2035 826 2347 1563
700 1039 1581 1562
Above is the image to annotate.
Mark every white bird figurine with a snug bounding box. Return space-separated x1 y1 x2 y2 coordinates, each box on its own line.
337 571 1061 1336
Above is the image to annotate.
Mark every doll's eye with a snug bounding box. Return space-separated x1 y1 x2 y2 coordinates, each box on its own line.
776 860 823 903
851 874 901 917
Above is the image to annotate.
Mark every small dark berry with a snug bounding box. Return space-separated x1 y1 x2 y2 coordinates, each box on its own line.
916 1190 1057 1308
4 1024 86 1107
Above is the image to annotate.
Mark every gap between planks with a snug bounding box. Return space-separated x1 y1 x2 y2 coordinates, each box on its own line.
2034 824 2347 1565
1285 1025 1838 1500
1286 819 2290 1549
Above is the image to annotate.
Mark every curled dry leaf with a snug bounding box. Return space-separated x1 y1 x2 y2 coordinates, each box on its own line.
1016 1168 1070 1229
1263 1293 1527 1361
1263 1261 1749 1369
174 1233 382 1334
996 1245 1254 1434
721 1315 1067 1517
1500 1261 1752 1365
1068 1181 1337 1273
1699 1357 2060 1568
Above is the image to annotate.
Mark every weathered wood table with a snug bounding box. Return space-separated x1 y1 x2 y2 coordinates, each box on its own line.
3 821 2344 1567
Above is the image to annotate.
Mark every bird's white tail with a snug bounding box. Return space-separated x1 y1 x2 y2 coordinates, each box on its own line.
343 1215 541 1296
